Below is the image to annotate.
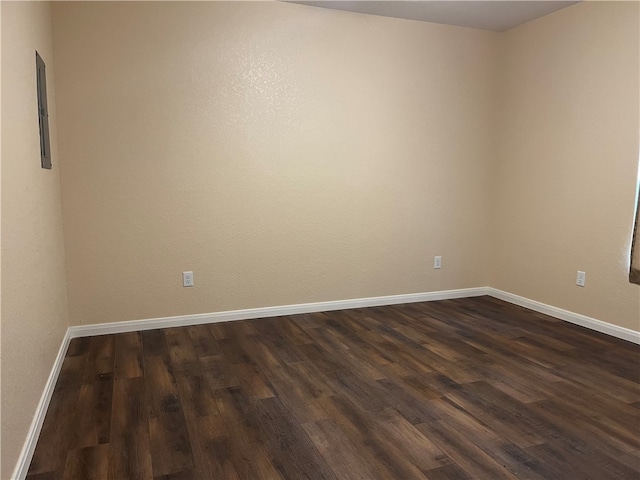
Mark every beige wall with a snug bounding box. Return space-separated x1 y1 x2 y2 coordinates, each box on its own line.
492 1 640 330
52 1 498 326
1 1 69 476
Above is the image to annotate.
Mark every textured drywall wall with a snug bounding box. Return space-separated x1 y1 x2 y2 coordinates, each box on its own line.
52 1 498 326
1 1 69 476
492 1 640 331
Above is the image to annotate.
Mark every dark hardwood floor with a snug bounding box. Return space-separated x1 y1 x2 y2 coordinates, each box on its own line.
27 296 640 479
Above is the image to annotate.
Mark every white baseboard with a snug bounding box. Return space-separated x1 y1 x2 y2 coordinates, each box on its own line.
66 286 640 345
13 285 639 479
487 288 640 345
11 329 72 480
68 287 488 338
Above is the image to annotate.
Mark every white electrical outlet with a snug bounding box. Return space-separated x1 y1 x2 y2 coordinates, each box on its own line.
434 256 442 269
576 271 586 287
183 271 194 287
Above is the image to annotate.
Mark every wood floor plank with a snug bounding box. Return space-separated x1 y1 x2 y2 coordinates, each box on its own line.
26 472 56 480
235 442 285 480
176 374 219 418
214 386 263 445
114 332 144 380
418 397 552 480
416 419 519 480
253 396 337 480
551 362 640 404
66 337 91 358
274 316 316 345
305 327 387 381
148 410 194 477
186 325 221 358
315 394 430 479
373 406 450 472
142 329 171 357
266 365 331 424
27 362 83 477
166 328 204 377
181 413 238 479
372 376 448 424
444 381 548 448
526 398 639 457
142 331 195 477
422 463 473 480
50 354 87 393
28 297 640 479
62 445 109 480
68 376 113 448
254 327 305 364
616 449 640 472
81 335 115 384
108 377 153 480
301 418 383 480
198 354 240 390
218 337 253 365
526 441 639 480
232 362 276 400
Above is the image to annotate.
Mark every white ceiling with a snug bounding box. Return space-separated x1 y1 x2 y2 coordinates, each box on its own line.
287 1 580 32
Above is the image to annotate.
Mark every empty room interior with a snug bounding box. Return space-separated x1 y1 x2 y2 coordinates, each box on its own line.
2 0 640 478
